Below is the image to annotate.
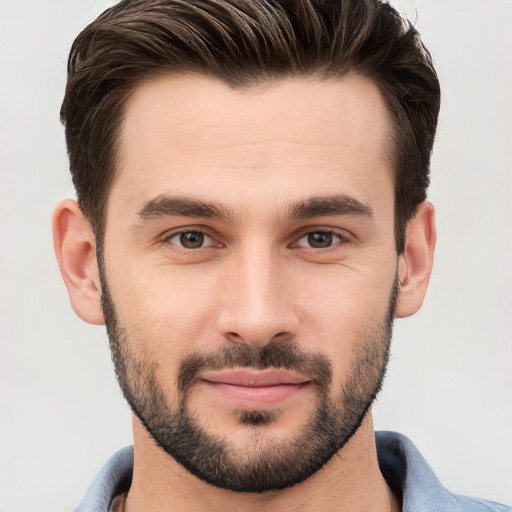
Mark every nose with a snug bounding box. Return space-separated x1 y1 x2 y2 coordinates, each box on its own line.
215 246 299 347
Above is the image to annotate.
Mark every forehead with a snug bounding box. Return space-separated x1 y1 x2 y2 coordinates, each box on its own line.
112 74 393 219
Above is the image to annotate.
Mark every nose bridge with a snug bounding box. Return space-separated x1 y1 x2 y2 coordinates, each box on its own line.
218 240 297 346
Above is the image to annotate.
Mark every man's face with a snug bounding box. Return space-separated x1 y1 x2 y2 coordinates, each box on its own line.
100 75 399 492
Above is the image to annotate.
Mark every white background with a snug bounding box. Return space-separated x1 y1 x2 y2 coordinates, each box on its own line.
1 1 511 510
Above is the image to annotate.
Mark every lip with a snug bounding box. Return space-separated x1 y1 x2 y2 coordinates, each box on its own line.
202 369 309 386
200 369 311 409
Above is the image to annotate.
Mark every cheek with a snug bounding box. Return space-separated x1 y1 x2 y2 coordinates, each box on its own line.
107 262 223 363
294 267 395 379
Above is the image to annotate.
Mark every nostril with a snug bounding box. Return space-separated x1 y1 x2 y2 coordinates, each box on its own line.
272 332 291 342
226 332 244 343
224 330 294 347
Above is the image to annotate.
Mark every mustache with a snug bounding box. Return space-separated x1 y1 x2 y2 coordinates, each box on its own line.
177 342 333 393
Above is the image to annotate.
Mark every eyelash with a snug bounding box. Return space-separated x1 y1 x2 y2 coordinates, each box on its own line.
292 229 350 250
161 227 351 251
162 229 218 250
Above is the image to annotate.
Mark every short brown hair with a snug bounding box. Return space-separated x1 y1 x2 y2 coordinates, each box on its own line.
61 0 440 252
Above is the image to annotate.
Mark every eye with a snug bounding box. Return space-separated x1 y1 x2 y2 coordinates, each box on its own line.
167 230 214 249
295 230 345 249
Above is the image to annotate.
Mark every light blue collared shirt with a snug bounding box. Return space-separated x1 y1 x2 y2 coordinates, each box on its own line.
74 431 511 511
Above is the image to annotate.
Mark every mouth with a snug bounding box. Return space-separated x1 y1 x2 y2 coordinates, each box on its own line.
200 369 312 409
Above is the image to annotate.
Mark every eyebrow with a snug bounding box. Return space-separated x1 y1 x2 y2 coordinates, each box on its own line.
136 195 234 222
288 194 374 220
135 193 373 224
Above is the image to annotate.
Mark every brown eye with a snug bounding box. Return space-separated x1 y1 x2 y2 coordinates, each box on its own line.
296 231 343 249
307 232 333 248
180 231 204 248
169 231 210 249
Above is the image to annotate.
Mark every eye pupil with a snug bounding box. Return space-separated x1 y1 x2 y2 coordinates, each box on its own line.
307 232 333 248
180 231 204 248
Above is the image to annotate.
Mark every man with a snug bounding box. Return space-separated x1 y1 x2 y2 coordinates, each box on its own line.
52 0 510 511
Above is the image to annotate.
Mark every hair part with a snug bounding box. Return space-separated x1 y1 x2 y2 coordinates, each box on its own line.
61 0 440 252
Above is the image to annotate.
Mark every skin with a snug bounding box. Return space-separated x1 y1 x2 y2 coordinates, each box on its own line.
53 74 436 511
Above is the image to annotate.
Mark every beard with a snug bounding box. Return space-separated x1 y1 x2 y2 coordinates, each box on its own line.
100 264 398 493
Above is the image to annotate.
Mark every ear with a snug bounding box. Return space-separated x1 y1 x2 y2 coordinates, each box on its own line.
395 201 436 318
52 199 104 325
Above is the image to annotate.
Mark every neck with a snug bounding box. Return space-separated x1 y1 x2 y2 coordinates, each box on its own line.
125 413 399 512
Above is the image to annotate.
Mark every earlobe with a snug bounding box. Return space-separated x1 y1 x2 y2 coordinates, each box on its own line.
52 199 104 325
395 201 436 318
